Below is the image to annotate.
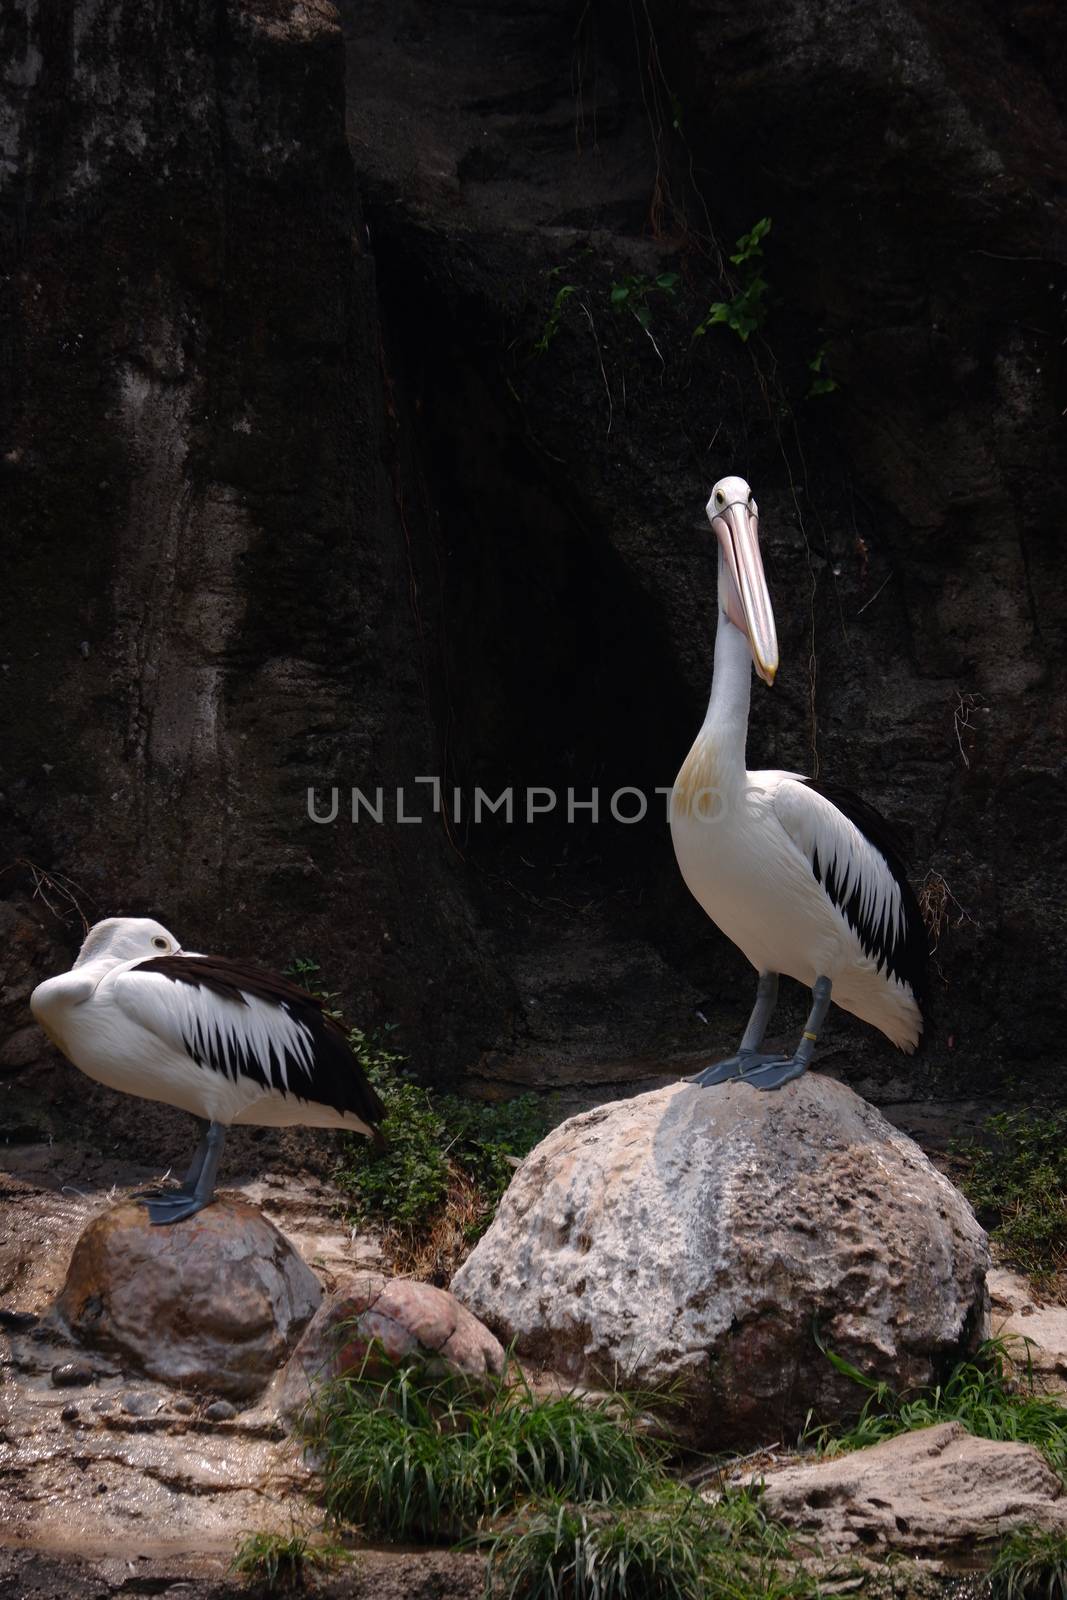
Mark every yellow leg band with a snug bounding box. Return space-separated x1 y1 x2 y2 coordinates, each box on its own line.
802 1031 818 1042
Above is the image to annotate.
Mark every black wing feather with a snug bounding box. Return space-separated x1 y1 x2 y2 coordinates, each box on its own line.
133 954 386 1131
801 779 928 1012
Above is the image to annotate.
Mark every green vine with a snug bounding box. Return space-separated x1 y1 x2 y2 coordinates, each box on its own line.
609 269 680 329
693 216 772 343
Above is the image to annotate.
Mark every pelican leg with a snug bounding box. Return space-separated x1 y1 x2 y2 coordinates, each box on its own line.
132 1118 211 1202
687 972 780 1087
180 1120 213 1190
141 1122 227 1225
741 976 833 1091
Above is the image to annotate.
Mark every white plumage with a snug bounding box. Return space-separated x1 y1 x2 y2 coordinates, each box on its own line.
670 475 926 1088
31 917 384 1221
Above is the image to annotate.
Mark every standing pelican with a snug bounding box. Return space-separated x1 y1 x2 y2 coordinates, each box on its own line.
31 917 384 1222
670 476 927 1089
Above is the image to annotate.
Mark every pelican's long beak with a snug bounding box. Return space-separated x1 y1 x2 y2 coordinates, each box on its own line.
709 498 779 686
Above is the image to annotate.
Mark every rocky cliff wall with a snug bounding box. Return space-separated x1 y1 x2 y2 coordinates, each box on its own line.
2 0 1064 1121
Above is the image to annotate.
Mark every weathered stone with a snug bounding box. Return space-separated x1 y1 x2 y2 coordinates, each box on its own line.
990 1269 1067 1398
744 1422 1067 1556
203 1399 238 1422
275 1271 504 1420
121 1391 161 1418
452 1077 989 1448
55 1200 321 1401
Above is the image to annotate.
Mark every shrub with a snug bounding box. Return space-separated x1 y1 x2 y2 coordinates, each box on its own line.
956 1110 1067 1290
230 1529 348 1593
285 959 553 1271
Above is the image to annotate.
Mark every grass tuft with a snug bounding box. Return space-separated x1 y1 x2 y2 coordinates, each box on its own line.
306 1361 660 1544
989 1526 1067 1599
306 1357 814 1597
806 1337 1067 1477
482 1482 814 1600
230 1529 349 1593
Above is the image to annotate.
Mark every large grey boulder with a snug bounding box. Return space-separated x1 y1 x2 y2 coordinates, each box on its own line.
746 1422 1067 1555
451 1077 989 1448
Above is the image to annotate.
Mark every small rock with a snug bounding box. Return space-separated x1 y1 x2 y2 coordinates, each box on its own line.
60 1404 79 1422
54 1198 322 1400
172 1396 196 1415
121 1391 160 1417
746 1422 1067 1555
0 1309 38 1332
275 1272 504 1420
51 1361 93 1388
203 1399 237 1422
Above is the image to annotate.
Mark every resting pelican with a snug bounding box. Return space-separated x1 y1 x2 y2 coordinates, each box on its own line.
671 475 927 1089
31 917 384 1222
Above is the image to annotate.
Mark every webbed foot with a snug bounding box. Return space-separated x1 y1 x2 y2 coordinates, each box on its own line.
739 1054 809 1091
687 1055 748 1087
688 1049 791 1087
142 1191 215 1225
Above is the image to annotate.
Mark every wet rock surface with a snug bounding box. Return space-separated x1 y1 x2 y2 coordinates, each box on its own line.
0 1169 340 1566
55 1198 322 1400
0 1546 484 1599
453 1075 989 1449
0 1152 487 1594
744 1422 1067 1556
275 1271 505 1419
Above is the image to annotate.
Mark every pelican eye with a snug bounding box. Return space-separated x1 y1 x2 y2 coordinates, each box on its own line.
715 490 725 506
152 937 168 950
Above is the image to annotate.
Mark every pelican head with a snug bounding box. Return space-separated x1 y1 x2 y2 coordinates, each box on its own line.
73 916 182 968
707 475 779 686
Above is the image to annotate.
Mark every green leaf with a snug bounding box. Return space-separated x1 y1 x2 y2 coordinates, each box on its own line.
731 216 772 264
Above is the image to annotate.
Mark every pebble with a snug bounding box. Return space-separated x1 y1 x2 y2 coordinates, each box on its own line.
121 1391 160 1417
51 1361 93 1388
60 1404 79 1423
172 1396 196 1415
203 1399 237 1421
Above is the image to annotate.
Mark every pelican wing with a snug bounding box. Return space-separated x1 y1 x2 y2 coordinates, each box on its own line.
110 957 385 1128
772 777 927 1000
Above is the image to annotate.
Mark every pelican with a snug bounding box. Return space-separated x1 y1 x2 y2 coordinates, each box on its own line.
671 475 927 1089
30 917 385 1222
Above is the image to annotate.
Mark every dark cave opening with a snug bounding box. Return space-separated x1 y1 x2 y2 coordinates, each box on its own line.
375 245 698 888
